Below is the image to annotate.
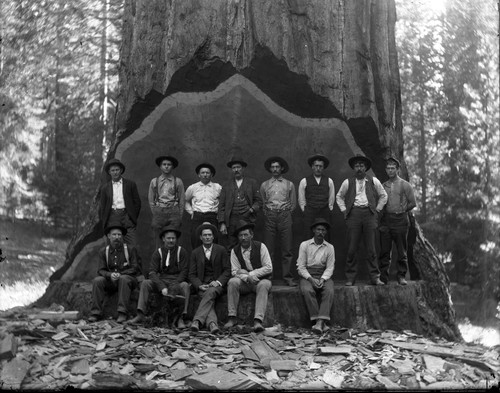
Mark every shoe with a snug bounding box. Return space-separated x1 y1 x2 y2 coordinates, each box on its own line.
224 317 238 329
285 278 298 287
398 277 408 286
312 320 324 334
345 281 354 287
129 312 145 324
372 278 385 286
116 313 128 323
190 320 200 332
209 322 220 334
177 318 187 329
88 315 100 322
253 320 265 333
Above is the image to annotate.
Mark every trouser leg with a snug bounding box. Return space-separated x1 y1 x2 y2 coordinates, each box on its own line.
345 209 363 282
91 276 111 316
279 211 293 280
193 286 223 325
254 279 272 322
227 277 242 317
318 279 334 321
263 212 278 278
299 278 319 321
137 279 155 314
116 274 137 314
169 281 191 316
361 210 380 281
379 229 392 283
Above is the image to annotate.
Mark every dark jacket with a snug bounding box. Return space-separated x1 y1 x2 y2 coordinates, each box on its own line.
97 244 140 278
99 177 142 228
188 243 231 291
217 177 261 225
149 245 189 291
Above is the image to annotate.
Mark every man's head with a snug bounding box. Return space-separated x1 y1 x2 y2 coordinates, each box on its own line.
155 155 178 176
105 226 126 247
264 156 289 177
310 218 330 244
197 222 217 247
348 155 371 179
227 158 247 180
196 163 216 184
105 158 125 181
234 220 256 248
385 157 400 180
270 161 283 177
307 154 329 177
159 226 181 249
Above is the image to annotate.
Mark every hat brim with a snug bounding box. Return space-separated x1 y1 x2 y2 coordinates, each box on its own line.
155 156 179 168
105 161 125 174
233 223 255 238
264 156 289 174
227 160 248 168
310 220 330 231
159 228 182 239
196 163 216 176
105 225 127 236
307 155 329 169
348 156 372 171
196 223 218 237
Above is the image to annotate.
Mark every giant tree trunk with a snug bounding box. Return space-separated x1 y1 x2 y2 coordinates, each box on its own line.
42 0 460 340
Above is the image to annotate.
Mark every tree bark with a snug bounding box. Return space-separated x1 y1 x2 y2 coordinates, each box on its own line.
45 0 461 340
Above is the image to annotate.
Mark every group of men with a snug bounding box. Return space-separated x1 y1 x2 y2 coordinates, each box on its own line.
91 152 416 334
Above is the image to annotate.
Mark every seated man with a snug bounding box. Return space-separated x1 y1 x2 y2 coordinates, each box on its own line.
189 222 231 334
296 218 335 334
129 225 190 328
89 225 140 323
224 221 273 333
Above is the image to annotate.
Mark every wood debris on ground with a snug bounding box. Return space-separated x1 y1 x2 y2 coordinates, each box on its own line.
0 306 499 390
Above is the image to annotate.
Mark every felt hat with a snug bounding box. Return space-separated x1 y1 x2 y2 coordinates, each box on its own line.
159 225 182 239
195 163 216 176
155 155 179 168
310 217 331 231
226 157 248 168
348 154 372 171
104 224 127 236
307 154 330 169
196 222 218 237
105 158 125 174
386 156 401 168
264 156 289 174
232 220 256 237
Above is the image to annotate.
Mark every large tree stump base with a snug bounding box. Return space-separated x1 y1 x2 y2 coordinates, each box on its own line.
37 280 435 335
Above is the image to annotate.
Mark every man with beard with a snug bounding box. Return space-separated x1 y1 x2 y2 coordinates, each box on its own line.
336 154 387 286
89 225 140 323
260 156 297 286
218 157 261 250
296 218 335 334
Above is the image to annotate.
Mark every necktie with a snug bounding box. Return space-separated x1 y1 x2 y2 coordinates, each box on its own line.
165 250 170 268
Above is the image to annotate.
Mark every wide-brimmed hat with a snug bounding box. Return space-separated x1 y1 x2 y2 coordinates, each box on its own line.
155 155 179 168
196 222 218 237
195 163 216 176
104 224 127 236
227 157 248 168
348 154 372 171
233 220 255 237
159 225 182 239
105 158 125 174
386 156 401 168
307 154 330 169
310 218 330 231
264 156 289 174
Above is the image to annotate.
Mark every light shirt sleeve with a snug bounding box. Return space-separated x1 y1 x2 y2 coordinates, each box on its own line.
230 249 244 278
298 178 307 211
328 178 335 211
373 177 388 211
321 244 335 281
148 178 156 208
111 180 125 209
289 181 297 212
249 243 273 279
177 178 185 214
335 179 349 212
296 241 311 280
184 184 195 215
405 181 417 211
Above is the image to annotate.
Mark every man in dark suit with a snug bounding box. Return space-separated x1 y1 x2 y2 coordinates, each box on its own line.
99 158 141 247
218 157 261 250
189 222 231 334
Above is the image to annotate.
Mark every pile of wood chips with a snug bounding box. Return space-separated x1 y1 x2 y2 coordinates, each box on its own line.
0 305 499 390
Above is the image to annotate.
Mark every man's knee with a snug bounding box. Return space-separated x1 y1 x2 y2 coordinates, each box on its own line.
179 281 190 291
228 277 241 289
257 279 272 292
93 276 106 287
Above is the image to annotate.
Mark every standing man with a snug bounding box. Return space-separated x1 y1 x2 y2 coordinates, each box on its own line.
379 157 417 285
99 158 141 247
129 225 190 328
218 157 261 249
189 222 231 334
260 156 297 287
89 225 140 323
298 154 336 241
224 221 273 333
148 155 185 247
185 163 222 249
336 154 388 286
296 218 335 334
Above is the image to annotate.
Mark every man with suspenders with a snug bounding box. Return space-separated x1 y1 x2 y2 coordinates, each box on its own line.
129 225 190 328
148 155 185 247
89 225 140 323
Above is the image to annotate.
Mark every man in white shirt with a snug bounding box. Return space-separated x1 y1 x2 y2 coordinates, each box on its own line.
298 154 335 241
297 218 335 334
185 163 222 249
224 221 273 333
336 154 388 286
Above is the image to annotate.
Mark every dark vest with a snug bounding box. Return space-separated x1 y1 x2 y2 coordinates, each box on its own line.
305 175 329 209
345 175 377 215
159 246 181 276
233 241 272 279
203 255 215 283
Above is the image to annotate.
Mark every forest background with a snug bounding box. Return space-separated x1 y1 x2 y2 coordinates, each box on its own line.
0 0 499 340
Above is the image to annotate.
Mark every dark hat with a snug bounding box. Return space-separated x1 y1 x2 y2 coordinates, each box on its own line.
227 157 248 168
264 156 289 174
307 154 330 169
105 158 125 174
159 225 182 239
233 220 255 237
348 154 372 171
196 221 218 237
386 156 401 168
310 218 330 231
104 224 127 236
155 155 179 168
195 163 216 176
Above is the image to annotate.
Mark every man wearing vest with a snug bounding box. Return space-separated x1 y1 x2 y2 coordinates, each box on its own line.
185 163 222 249
336 154 388 286
224 221 273 333
129 225 190 328
189 222 231 334
260 156 297 287
148 155 185 248
218 157 261 250
89 225 140 323
298 154 336 241
99 158 141 247
297 218 336 334
379 157 417 285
